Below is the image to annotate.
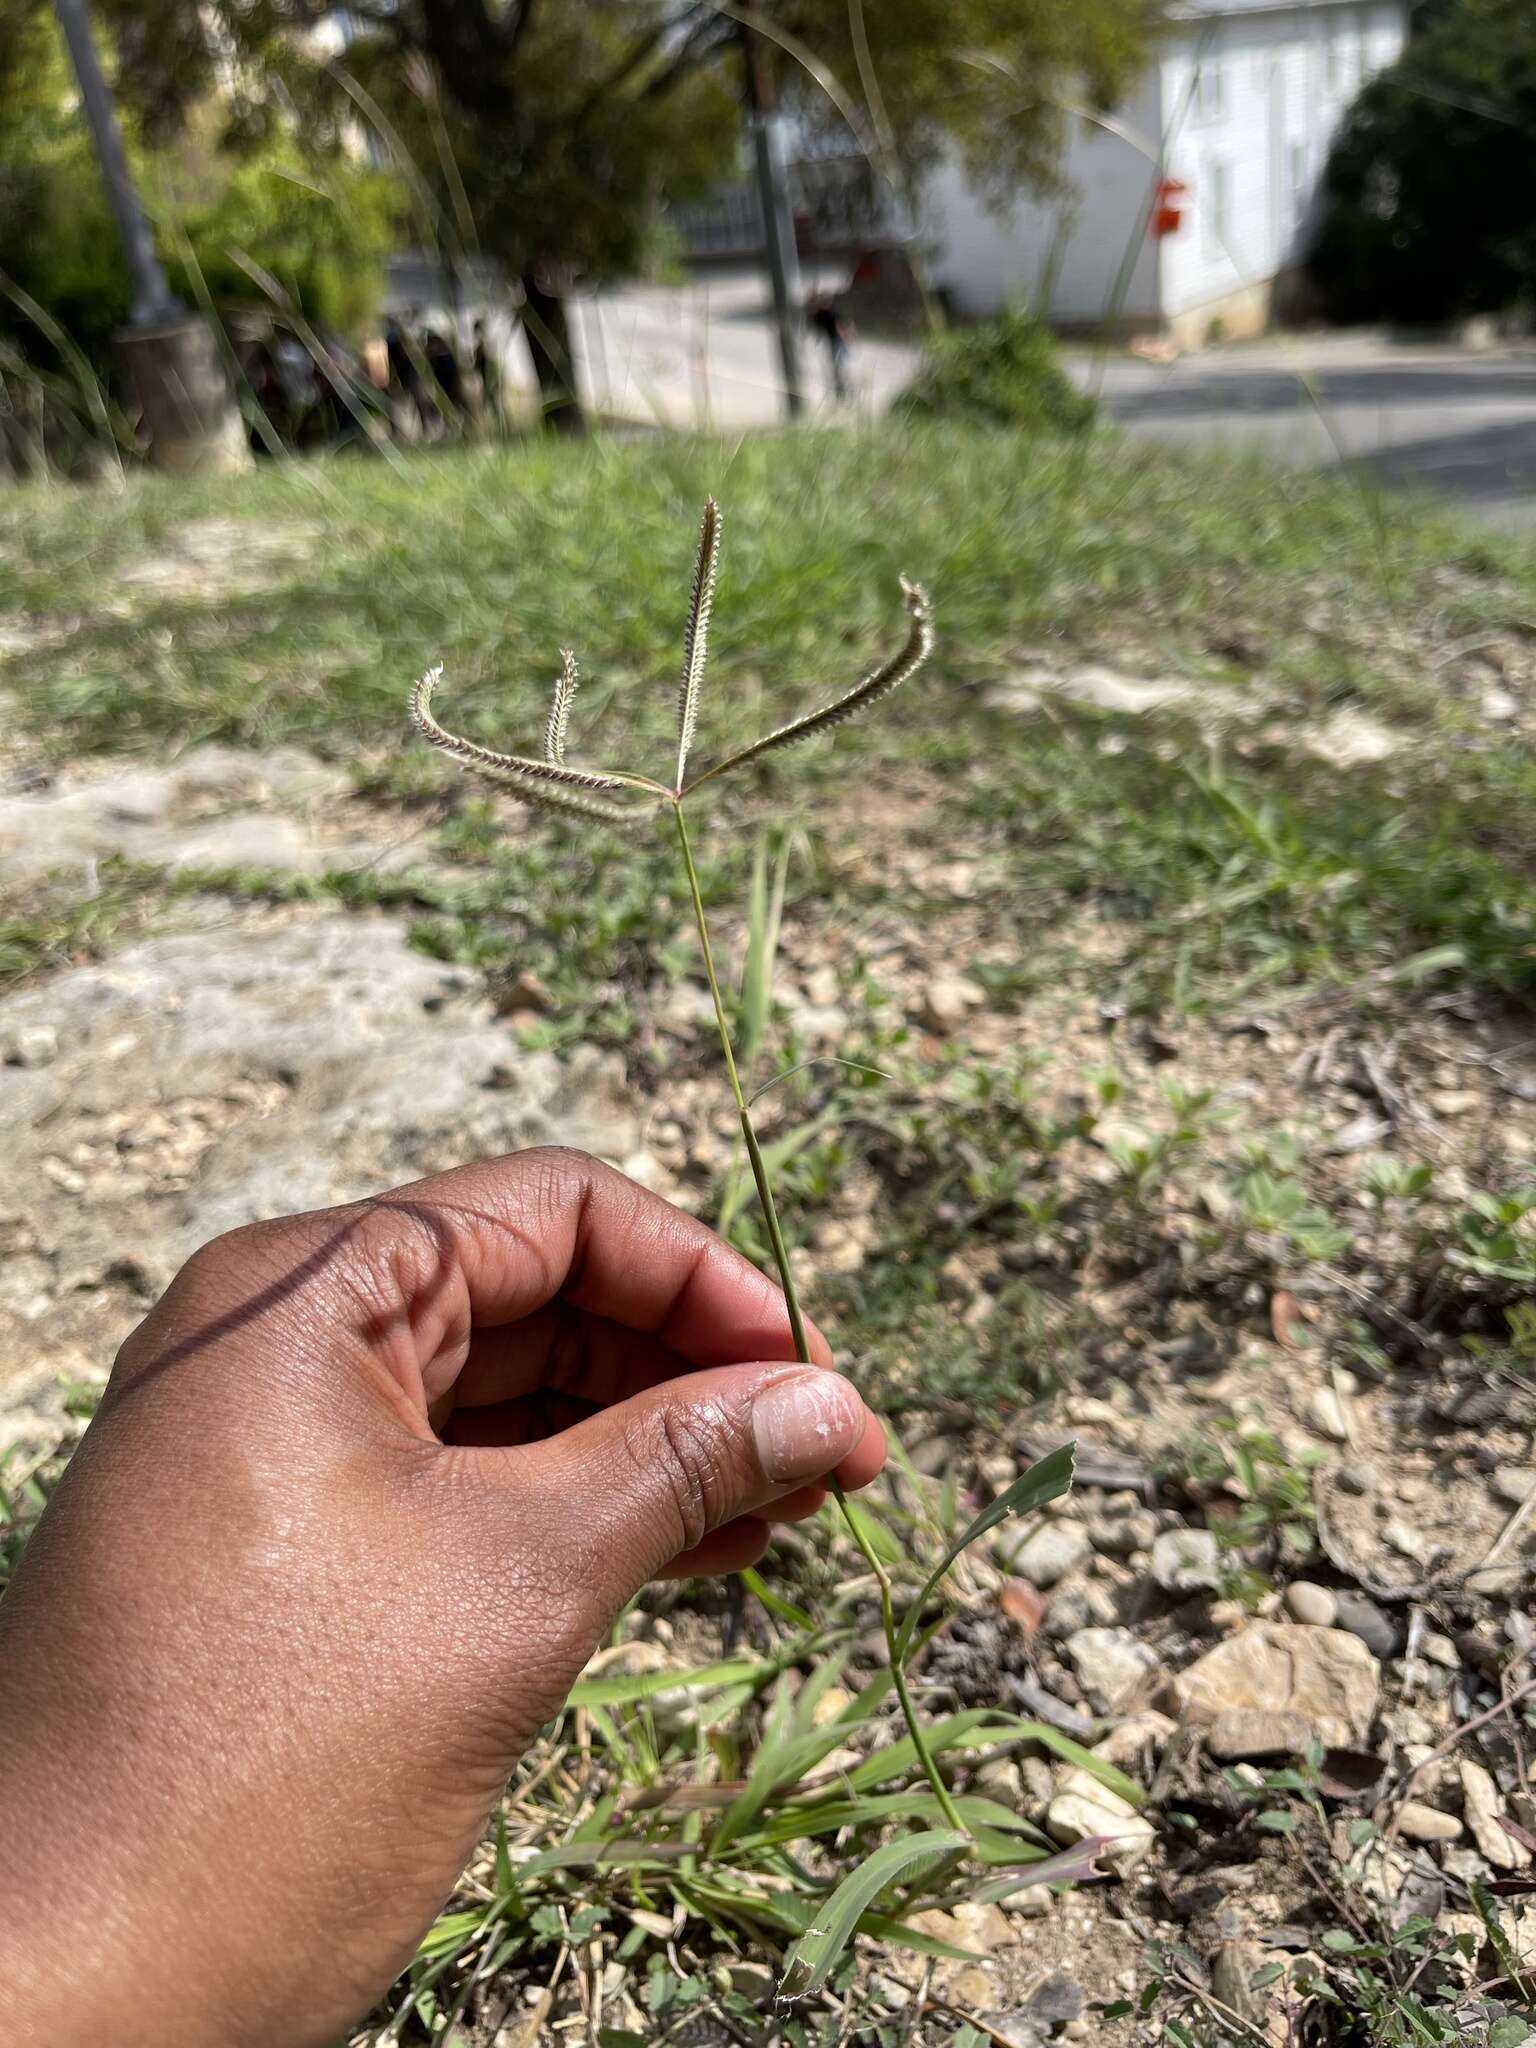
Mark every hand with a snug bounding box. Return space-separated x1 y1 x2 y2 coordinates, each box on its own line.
0 1148 884 2047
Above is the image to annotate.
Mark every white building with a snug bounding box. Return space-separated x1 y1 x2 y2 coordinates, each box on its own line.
920 0 1408 344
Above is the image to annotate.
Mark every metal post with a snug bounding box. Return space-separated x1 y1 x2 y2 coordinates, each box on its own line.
51 0 249 470
741 18 804 420
51 0 180 326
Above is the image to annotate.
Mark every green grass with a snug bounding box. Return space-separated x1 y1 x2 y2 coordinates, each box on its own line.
3 424 1533 1011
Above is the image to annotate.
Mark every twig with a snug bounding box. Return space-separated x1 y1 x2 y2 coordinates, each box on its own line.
1479 1476 1536 1572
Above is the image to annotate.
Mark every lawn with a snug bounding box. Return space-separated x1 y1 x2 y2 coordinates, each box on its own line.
3 422 1535 2044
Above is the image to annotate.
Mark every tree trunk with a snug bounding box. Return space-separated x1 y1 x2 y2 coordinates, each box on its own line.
519 275 584 434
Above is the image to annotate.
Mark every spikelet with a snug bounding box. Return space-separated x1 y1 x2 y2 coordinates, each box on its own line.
674 499 720 789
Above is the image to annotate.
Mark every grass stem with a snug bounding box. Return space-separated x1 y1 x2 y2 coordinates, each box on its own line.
671 798 968 1837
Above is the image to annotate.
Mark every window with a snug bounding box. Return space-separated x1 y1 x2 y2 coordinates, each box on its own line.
1203 160 1232 258
1323 13 1352 95
1287 141 1310 229
1191 41 1226 123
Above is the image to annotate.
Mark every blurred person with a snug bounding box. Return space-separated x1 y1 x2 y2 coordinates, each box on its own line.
808 291 853 402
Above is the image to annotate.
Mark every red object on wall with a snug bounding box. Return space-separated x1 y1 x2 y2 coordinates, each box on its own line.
1150 178 1188 239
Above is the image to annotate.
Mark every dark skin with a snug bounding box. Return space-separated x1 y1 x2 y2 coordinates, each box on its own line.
0 1147 885 2047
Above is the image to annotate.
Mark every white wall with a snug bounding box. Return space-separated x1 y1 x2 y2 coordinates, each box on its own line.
1158 1 1407 322
920 71 1164 325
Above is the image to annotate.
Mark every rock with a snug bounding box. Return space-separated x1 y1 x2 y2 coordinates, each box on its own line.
1307 1385 1351 1442
1003 1520 1091 1588
1093 1710 1179 1772
0 1022 58 1068
1493 1466 1536 1508
1284 1581 1338 1628
1150 1526 1221 1595
1396 1802 1463 1845
1300 709 1401 768
1333 1592 1401 1662
724 1961 776 2005
1063 1627 1160 1715
1206 1709 1311 1762
1328 1113 1392 1155
1171 1624 1379 1747
1046 1769 1155 1874
1420 1632 1460 1670
1460 1761 1532 1871
1428 1088 1481 1118
919 974 986 1034
1024 1973 1086 2026
943 1966 999 2009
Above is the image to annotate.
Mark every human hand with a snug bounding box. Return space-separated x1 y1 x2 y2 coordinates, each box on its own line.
0 1148 884 2047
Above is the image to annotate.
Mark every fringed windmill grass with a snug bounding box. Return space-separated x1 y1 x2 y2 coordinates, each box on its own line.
411 504 1082 1933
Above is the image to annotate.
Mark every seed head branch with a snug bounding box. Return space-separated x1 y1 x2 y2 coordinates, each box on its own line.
545 649 579 766
675 499 721 791
411 665 632 796
682 578 932 796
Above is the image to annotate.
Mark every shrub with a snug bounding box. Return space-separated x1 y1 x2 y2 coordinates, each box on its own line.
897 305 1096 433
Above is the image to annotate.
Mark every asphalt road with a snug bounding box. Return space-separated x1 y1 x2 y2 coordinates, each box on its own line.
570 277 1536 529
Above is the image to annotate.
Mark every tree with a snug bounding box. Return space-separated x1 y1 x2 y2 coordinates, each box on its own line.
0 0 1156 428
1308 0 1536 324
0 12 402 363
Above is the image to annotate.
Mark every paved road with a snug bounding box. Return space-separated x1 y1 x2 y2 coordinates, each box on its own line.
1086 333 1536 530
570 279 1536 528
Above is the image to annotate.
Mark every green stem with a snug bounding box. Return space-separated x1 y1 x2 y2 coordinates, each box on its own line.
671 799 967 1837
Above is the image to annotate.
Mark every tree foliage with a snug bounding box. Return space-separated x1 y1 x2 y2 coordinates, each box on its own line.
0 12 402 357
1308 0 1536 323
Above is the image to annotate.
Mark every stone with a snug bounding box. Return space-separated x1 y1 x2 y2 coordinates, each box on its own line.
1284 1581 1338 1628
1396 1802 1463 1845
1171 1624 1379 1747
1092 1710 1179 1772
1150 1526 1221 1595
1307 1385 1351 1442
1493 1466 1536 1508
1420 1632 1460 1670
919 974 986 1034
725 1962 775 2005
1025 1973 1086 2026
1003 1519 1091 1588
1428 1088 1481 1118
1206 1710 1311 1762
1333 1592 1400 1661
1460 1761 1532 1872
1063 1627 1161 1715
1046 1769 1155 1874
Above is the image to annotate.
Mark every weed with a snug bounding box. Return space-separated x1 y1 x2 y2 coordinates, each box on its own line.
1162 1414 1321 1595
406 500 1099 2007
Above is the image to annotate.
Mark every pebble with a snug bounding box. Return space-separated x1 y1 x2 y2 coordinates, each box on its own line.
1396 1802 1464 1845
1284 1581 1338 1628
1307 1385 1351 1442
1150 1526 1221 1595
919 974 985 1033
1493 1466 1536 1508
1333 1591 1401 1661
1025 1974 1086 2026
1428 1088 1481 1117
1460 1761 1532 1871
1092 1709 1179 1771
1421 1631 1460 1670
1005 1520 1092 1588
1046 1770 1155 1873
1062 1626 1161 1715
1335 1463 1378 1496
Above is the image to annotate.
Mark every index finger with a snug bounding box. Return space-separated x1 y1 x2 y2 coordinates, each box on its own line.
372 1147 835 1371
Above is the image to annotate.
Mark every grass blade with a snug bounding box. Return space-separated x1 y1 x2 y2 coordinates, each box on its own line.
893 1442 1076 1662
778 1829 968 2001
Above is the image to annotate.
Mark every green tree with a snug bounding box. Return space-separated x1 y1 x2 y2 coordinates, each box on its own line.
2 0 1155 429
0 13 402 362
1308 0 1536 323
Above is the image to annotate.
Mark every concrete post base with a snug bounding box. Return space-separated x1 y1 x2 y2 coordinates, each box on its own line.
117 315 250 475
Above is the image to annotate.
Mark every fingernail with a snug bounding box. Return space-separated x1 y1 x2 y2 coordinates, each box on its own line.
751 1371 864 1485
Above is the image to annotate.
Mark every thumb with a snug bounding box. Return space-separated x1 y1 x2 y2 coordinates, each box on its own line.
530 1363 875 1605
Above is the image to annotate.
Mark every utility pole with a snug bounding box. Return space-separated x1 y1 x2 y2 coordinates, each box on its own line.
52 0 247 471
740 12 804 421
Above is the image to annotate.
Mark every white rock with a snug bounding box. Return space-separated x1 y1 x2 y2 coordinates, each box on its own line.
1002 1519 1091 1589
1046 1769 1155 1873
1091 1710 1179 1771
1460 1761 1531 1871
1283 1582 1338 1628
1396 1802 1463 1845
1306 1385 1351 1442
1063 1626 1161 1714
1172 1623 1379 1748
918 975 986 1034
1150 1527 1221 1595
